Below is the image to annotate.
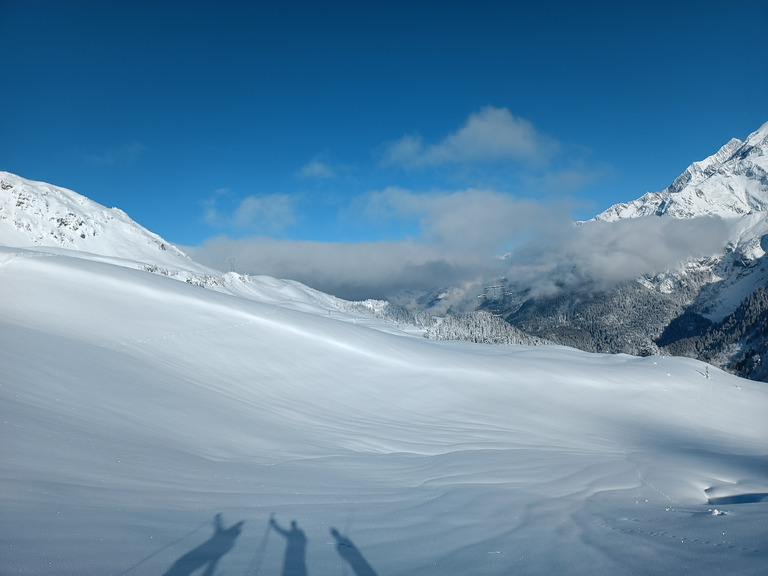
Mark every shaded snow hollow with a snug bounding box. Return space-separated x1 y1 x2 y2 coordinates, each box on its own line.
1 245 766 575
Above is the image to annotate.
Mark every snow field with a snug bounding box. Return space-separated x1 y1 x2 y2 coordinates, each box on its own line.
1 248 766 575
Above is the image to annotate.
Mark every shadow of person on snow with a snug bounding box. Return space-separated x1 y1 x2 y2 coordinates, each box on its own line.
331 527 379 576
270 516 309 576
162 513 243 576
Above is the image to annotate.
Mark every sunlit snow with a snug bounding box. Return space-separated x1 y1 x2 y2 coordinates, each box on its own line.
1 244 766 575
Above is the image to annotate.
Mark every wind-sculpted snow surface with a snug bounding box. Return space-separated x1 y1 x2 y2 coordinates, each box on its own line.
1 246 766 575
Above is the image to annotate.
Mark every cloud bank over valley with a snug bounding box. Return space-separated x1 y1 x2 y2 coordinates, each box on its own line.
188 189 733 306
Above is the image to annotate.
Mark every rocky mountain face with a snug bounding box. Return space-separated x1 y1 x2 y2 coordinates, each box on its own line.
592 124 768 221
0 171 197 269
497 122 768 381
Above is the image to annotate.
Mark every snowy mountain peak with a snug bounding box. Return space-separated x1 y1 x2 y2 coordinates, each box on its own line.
744 119 768 147
0 171 366 317
0 171 197 269
664 137 743 196
593 122 768 222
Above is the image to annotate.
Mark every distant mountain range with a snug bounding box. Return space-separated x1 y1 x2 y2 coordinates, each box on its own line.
2 121 766 381
470 122 767 381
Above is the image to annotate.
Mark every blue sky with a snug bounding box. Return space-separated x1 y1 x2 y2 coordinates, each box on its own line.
2 0 767 298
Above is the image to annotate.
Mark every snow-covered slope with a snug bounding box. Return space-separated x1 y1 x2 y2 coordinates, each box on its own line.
0 171 362 317
1 244 767 575
0 171 199 269
594 122 768 222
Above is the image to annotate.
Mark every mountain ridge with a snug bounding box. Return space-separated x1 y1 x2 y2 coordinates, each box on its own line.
592 121 768 222
0 171 199 269
0 171 363 317
499 122 768 380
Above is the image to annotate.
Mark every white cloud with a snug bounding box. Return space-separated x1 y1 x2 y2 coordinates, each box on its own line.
380 107 558 168
186 110 718 305
298 157 335 179
232 194 297 232
190 187 571 303
527 168 607 194
189 235 494 305
202 189 299 234
190 185 734 307
202 188 232 228
379 135 424 167
508 216 732 296
361 187 559 252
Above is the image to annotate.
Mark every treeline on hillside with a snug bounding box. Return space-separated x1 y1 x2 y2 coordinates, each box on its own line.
348 281 767 382
340 300 437 329
423 311 549 346
659 285 768 382
504 282 690 357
